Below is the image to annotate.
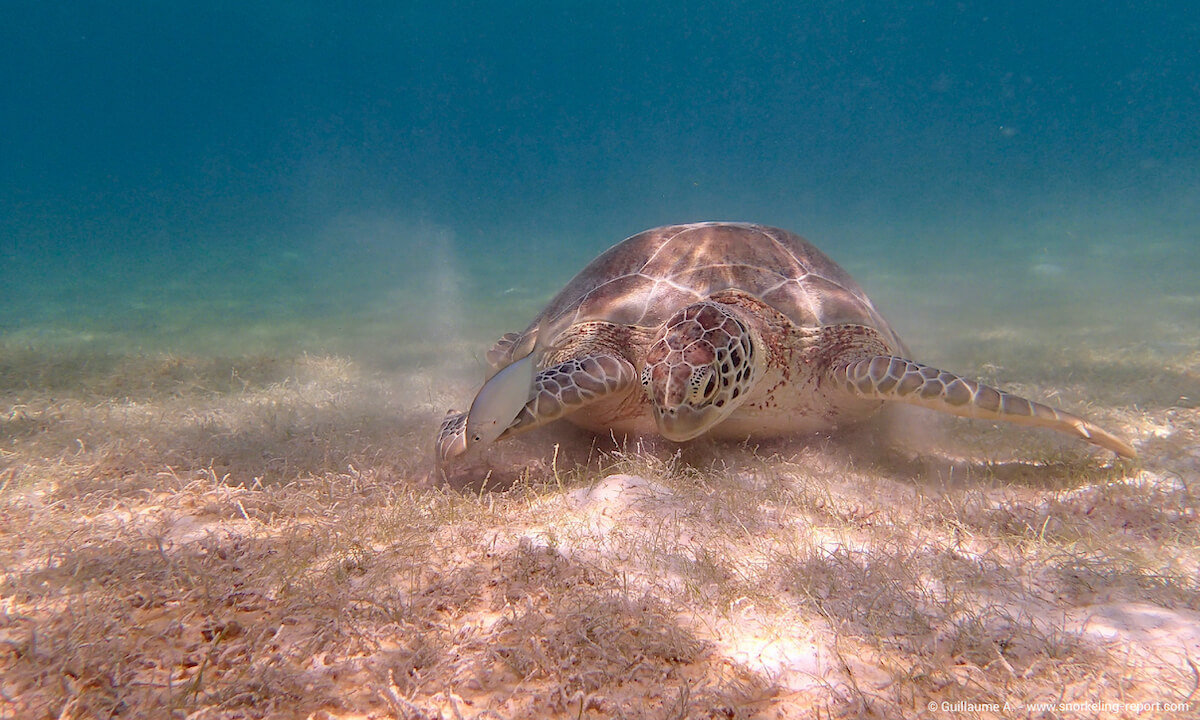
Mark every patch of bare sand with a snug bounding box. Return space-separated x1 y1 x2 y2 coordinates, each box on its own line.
2 336 1199 718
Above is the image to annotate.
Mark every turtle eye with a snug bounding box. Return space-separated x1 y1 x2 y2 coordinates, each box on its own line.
687 367 716 404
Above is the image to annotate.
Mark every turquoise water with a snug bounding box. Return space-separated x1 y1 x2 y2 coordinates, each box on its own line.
2 2 1197 437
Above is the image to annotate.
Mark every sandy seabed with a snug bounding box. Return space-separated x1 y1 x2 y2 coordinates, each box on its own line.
2 234 1198 719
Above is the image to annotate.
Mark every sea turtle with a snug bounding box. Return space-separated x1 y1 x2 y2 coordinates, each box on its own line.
436 222 1136 462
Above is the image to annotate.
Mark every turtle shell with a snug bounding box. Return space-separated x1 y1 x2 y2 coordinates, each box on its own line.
516 222 903 353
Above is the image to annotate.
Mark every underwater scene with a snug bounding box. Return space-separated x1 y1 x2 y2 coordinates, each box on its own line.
2 2 1198 717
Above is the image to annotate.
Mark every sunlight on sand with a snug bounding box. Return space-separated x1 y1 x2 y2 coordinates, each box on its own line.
2 222 1198 717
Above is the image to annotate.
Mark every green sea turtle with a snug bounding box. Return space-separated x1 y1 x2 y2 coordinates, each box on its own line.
437 222 1136 462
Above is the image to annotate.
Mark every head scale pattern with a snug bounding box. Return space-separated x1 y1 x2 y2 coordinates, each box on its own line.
640 302 757 440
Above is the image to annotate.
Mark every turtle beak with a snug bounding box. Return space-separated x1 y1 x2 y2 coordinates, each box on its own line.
653 404 723 442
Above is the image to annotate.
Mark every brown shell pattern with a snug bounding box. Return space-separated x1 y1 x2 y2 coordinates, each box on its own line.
505 222 903 365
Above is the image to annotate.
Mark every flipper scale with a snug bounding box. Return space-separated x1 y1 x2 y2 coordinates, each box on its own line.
838 356 1136 458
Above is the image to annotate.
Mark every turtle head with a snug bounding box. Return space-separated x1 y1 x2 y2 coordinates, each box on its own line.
641 302 759 441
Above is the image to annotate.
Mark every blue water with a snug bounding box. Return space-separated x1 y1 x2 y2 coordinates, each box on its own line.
2 1 1198 388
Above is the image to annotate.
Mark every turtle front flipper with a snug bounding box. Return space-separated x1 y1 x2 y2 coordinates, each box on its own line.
436 411 469 462
834 356 1137 459
437 353 639 463
484 332 523 380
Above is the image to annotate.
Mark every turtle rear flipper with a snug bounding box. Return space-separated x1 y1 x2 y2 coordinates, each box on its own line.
835 356 1137 459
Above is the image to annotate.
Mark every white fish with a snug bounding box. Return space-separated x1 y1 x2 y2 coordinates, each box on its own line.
464 317 556 451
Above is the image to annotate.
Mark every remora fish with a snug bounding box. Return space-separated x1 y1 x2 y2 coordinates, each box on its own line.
464 317 556 451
